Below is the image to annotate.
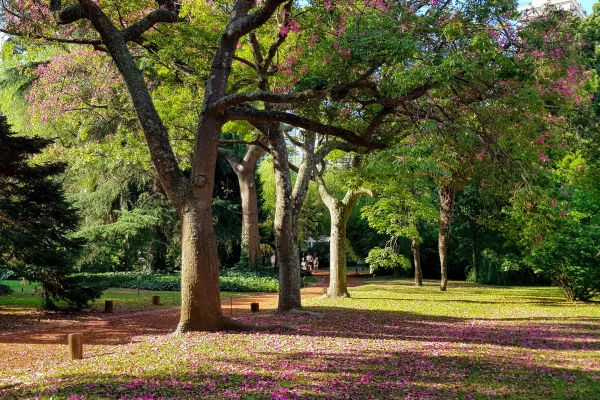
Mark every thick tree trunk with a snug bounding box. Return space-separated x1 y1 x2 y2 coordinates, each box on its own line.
412 237 423 287
328 207 350 297
438 185 455 291
177 201 225 332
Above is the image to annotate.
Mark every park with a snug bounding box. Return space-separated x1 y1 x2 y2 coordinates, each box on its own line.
0 0 599 399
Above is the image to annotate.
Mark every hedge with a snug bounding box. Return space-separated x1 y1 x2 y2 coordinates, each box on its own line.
72 271 280 293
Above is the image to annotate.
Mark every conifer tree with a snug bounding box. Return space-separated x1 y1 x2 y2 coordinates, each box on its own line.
0 116 101 309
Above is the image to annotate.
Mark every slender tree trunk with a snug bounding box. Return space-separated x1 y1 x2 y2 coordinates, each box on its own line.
471 235 478 283
237 166 261 265
270 129 302 311
412 237 423 286
438 185 455 291
328 206 350 297
316 176 367 298
221 144 264 266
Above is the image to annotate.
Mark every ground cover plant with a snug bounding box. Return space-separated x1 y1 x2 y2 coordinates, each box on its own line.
1 279 598 400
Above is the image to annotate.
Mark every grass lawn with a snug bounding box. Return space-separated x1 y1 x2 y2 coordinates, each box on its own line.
0 280 257 311
1 279 599 399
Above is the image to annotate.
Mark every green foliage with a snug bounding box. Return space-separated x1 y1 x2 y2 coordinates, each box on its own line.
0 116 101 309
72 270 280 293
526 225 600 301
365 247 411 275
0 283 14 296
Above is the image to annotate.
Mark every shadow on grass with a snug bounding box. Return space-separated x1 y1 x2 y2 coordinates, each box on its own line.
2 347 598 400
350 296 572 306
0 308 181 345
241 307 600 351
1 304 599 352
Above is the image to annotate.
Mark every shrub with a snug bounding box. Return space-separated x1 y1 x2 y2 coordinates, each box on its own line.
526 227 600 301
73 270 281 293
365 247 411 276
0 283 14 296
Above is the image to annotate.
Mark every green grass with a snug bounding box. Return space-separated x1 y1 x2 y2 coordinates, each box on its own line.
2 279 599 399
311 277 600 319
0 280 257 311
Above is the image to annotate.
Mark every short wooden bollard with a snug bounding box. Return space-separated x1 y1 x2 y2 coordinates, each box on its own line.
68 333 83 360
104 300 113 313
250 302 259 313
152 295 160 306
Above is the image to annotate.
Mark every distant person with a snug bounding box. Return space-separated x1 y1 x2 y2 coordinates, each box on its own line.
305 253 314 272
271 254 276 268
313 255 319 272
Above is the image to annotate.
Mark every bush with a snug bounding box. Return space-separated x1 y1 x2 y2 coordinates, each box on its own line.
0 283 14 296
73 270 281 293
527 227 600 301
365 247 411 276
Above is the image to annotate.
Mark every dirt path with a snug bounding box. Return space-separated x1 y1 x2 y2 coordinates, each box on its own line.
0 273 367 374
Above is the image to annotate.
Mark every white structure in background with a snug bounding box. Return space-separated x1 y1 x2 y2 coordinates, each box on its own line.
518 0 585 19
305 236 330 248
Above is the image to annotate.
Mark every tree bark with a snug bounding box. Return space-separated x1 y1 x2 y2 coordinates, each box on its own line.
267 129 317 311
438 185 455 291
238 167 261 265
471 234 478 283
316 177 367 298
177 201 226 331
269 127 302 311
327 206 350 297
221 144 265 266
412 237 423 286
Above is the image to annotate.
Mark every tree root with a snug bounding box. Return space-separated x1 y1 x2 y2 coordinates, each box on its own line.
320 292 351 299
289 308 324 317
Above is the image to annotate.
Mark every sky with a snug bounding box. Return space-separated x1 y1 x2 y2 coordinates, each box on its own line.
519 0 597 14
579 0 597 13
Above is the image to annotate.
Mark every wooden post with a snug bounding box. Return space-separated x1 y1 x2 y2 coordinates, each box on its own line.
152 295 160 306
68 333 83 360
250 302 259 312
104 300 113 313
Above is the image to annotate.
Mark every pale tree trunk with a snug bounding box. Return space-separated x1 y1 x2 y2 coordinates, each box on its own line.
328 207 350 297
317 177 368 298
238 169 261 265
268 129 317 311
438 185 455 291
220 144 264 266
412 237 423 286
